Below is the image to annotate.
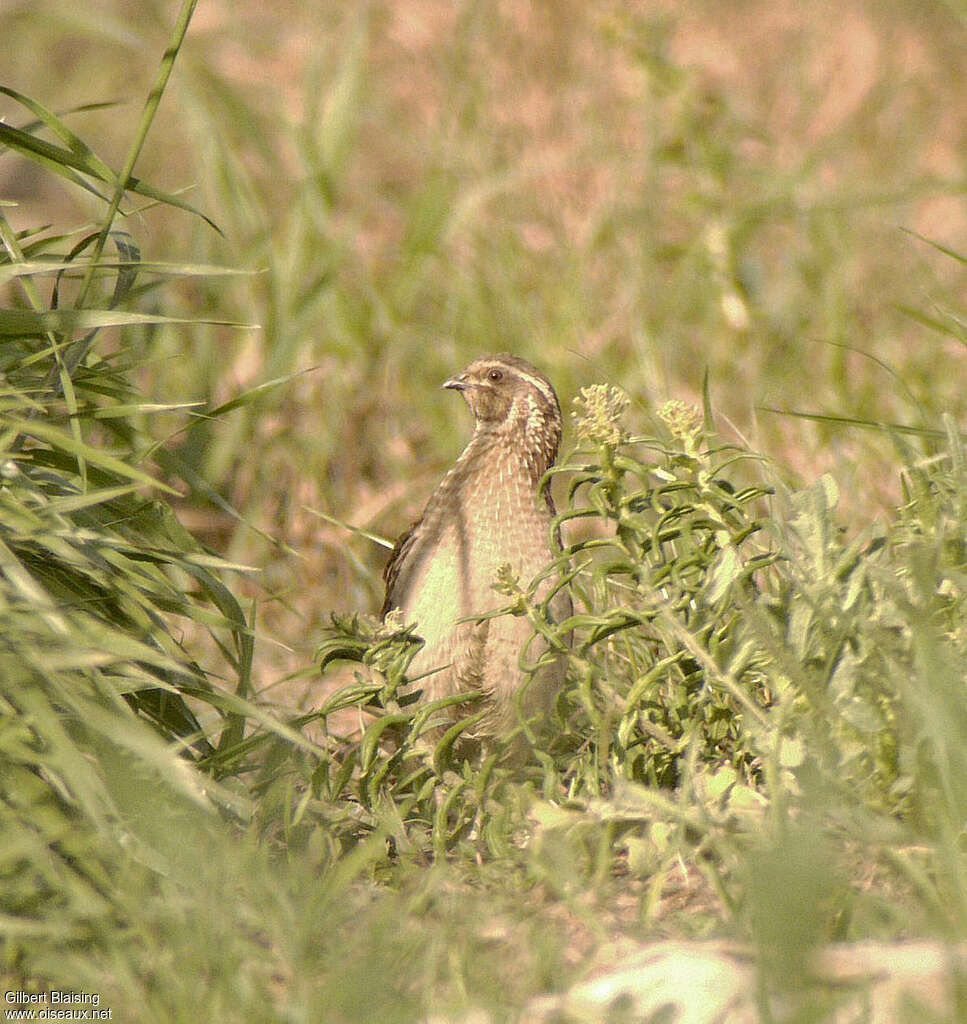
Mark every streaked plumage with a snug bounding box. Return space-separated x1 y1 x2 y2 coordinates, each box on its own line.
382 354 569 735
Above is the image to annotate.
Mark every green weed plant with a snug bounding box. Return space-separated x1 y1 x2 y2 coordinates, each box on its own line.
1 2 965 1019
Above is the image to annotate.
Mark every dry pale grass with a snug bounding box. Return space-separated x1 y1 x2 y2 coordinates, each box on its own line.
2 0 964 692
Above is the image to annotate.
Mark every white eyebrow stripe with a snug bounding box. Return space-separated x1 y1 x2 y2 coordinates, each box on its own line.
508 368 558 409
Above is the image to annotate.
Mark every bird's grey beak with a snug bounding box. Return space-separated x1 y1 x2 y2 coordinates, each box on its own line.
443 374 470 391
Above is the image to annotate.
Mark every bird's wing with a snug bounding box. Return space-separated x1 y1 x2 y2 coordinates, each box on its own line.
380 519 419 618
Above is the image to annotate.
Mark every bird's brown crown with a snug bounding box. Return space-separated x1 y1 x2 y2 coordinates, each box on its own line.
443 354 562 478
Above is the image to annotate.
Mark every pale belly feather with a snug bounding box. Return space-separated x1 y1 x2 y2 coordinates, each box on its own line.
391 467 567 728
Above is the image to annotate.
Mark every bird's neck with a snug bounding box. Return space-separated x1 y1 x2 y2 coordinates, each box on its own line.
411 432 545 534
457 427 554 484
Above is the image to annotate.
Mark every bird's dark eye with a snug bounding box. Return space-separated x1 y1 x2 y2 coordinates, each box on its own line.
487 369 504 383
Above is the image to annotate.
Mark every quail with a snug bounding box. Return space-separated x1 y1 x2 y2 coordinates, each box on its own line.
382 354 569 736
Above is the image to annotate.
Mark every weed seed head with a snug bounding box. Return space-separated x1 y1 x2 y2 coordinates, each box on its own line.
658 400 703 452
572 384 630 447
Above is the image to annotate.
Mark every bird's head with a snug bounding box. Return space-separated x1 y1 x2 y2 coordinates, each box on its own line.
444 354 562 473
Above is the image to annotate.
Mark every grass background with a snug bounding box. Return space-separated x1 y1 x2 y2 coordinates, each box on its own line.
1 0 965 1020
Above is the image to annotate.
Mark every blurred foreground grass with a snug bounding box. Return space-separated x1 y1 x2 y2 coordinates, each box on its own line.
1 1 965 1020
4 0 965 685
